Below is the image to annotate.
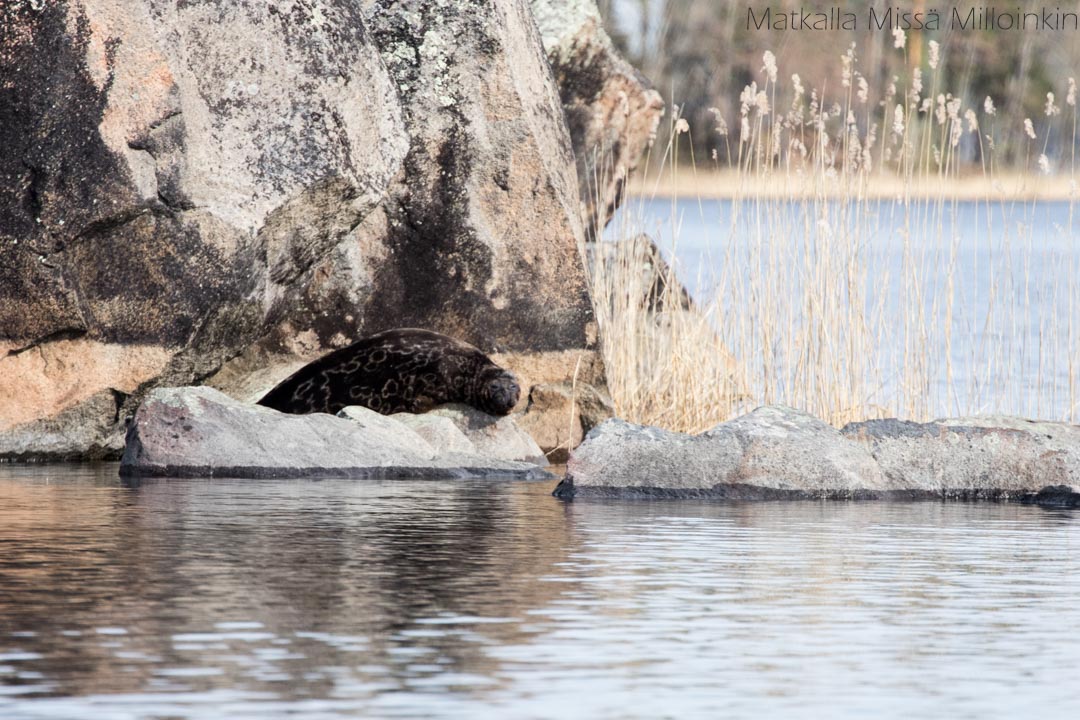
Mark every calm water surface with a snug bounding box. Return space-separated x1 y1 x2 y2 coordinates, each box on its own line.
1 464 1079 719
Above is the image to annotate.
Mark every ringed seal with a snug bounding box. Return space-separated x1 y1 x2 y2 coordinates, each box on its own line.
257 328 521 417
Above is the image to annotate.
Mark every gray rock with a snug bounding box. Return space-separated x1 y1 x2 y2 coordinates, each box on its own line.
531 0 664 239
120 387 551 480
560 418 742 496
428 404 549 466
390 414 477 456
841 416 1080 499
559 406 886 499
710 406 888 492
558 408 1080 507
0 390 126 462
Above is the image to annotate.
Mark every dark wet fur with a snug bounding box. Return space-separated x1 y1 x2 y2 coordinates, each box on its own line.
257 328 520 416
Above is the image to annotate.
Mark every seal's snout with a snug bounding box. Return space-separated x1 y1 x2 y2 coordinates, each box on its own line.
485 373 520 415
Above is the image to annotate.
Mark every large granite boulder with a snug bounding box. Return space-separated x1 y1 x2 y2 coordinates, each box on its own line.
558 406 886 499
120 387 551 479
1 0 406 454
531 0 664 239
1 0 603 460
333 0 599 393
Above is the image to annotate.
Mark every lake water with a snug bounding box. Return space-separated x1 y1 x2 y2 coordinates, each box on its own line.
3 464 1080 719
609 196 1080 421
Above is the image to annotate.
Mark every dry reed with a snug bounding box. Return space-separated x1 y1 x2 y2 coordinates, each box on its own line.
588 41 1080 432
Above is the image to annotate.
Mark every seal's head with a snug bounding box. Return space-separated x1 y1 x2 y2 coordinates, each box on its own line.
476 369 520 416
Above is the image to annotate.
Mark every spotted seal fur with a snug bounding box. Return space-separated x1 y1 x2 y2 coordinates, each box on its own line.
257 328 521 416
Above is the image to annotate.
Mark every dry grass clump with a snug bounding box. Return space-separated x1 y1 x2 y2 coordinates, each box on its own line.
588 38 1080 431
587 236 746 432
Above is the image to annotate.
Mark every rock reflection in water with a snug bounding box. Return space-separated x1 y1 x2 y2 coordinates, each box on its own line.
0 465 579 704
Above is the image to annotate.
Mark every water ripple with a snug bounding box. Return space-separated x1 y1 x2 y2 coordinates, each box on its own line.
0 465 1078 718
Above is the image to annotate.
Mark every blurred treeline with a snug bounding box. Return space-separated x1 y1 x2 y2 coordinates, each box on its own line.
597 0 1080 168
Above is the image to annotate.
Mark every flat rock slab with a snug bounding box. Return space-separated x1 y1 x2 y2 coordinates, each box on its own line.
841 417 1080 500
557 406 1080 507
121 387 551 480
558 406 886 500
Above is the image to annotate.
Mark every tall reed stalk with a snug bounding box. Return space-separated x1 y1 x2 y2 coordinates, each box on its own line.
588 39 1080 432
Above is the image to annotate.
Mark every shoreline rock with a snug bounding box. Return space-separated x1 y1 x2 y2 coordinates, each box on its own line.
559 406 885 499
1 0 406 445
120 387 552 480
841 416 1080 493
0 390 127 462
556 406 1080 507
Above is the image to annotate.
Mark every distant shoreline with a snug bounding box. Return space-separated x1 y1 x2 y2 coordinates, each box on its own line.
627 169 1080 201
